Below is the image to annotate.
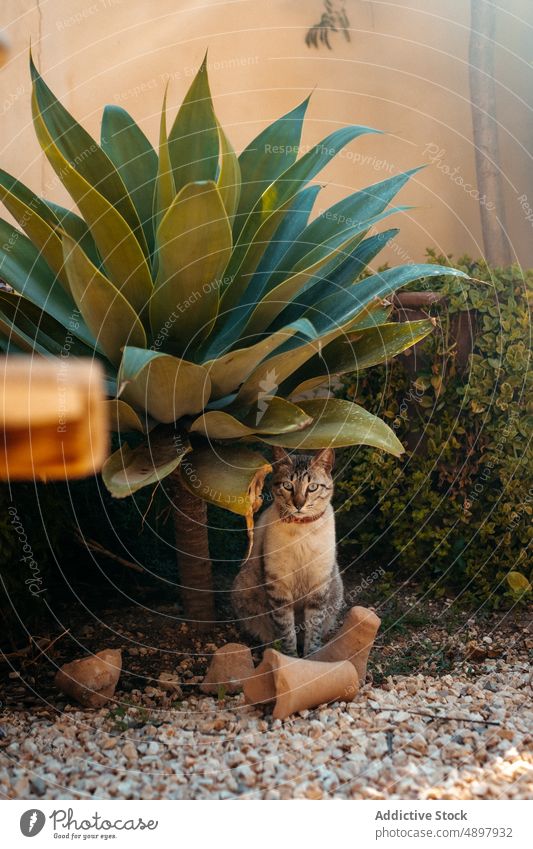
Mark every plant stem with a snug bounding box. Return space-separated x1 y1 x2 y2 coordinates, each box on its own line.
167 470 215 631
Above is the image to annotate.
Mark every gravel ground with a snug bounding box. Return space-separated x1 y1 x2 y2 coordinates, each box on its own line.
1 660 531 800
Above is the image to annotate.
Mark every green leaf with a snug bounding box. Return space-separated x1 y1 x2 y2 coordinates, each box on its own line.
309 264 468 334
203 318 316 400
242 207 405 337
0 219 95 348
168 53 219 193
62 233 147 365
31 84 153 316
104 399 154 433
150 181 232 351
217 119 241 224
102 430 189 498
260 398 405 456
271 228 399 329
269 168 421 280
234 96 310 238
0 291 96 358
30 54 147 255
0 169 71 292
101 105 158 255
153 85 175 237
506 571 532 593
118 347 211 424
190 396 312 439
42 199 100 267
285 319 435 395
179 443 271 525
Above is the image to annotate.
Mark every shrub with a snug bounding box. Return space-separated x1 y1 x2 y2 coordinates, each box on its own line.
337 254 532 606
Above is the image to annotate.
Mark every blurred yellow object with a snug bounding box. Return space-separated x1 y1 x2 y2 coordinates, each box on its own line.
0 31 9 69
0 357 108 480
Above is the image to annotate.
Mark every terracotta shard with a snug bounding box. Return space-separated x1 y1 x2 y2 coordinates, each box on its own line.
200 642 255 695
55 649 122 708
311 606 381 684
244 649 359 719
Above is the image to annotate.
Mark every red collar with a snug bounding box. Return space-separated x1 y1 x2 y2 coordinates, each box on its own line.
279 509 326 524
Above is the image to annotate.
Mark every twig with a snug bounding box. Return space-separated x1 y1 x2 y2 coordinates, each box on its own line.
354 704 501 726
25 629 70 669
76 532 145 574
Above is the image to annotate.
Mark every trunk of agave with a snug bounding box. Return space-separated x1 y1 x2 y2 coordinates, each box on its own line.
167 470 215 631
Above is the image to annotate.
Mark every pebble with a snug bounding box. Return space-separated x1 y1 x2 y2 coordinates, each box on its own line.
0 662 531 800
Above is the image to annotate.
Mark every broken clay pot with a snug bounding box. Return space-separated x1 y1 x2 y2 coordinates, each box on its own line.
200 642 255 695
312 606 381 683
243 649 358 719
55 649 122 708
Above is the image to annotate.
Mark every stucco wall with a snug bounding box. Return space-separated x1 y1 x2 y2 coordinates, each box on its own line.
1 0 532 266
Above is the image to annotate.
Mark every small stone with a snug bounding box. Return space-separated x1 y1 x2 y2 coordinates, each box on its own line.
157 673 183 696
122 741 138 761
54 649 122 708
200 643 255 695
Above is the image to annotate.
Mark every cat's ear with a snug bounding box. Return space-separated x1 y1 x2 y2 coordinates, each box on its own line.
272 446 292 466
311 447 335 473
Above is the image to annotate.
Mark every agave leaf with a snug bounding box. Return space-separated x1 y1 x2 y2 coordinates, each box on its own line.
190 396 312 439
30 54 147 255
229 125 380 281
62 233 147 365
101 105 158 255
270 168 421 280
0 170 71 292
150 181 232 350
233 96 311 236
260 398 405 456
104 398 158 434
31 87 153 316
118 347 211 424
309 264 468 335
0 219 96 347
179 443 271 533
153 85 175 238
242 207 406 338
217 120 241 224
42 199 101 267
252 185 321 283
285 319 435 396
272 228 399 329
203 317 316 400
0 291 97 358
102 430 189 498
168 54 219 193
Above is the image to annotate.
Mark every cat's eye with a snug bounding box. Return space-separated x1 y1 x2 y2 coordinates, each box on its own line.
282 482 293 491
307 483 319 492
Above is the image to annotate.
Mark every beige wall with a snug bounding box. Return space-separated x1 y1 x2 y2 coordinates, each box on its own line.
1 0 532 266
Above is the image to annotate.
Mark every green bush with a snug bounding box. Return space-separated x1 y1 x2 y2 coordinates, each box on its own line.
337 253 532 606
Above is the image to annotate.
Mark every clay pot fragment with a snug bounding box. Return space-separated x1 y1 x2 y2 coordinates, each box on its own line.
55 649 122 708
200 643 255 695
312 606 381 683
243 649 358 719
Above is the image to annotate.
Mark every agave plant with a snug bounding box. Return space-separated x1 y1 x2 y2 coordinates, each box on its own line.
0 54 466 624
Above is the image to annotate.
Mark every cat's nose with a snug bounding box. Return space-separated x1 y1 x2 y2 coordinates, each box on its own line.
293 494 306 510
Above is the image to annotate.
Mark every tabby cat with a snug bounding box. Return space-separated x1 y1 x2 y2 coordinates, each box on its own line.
231 447 343 656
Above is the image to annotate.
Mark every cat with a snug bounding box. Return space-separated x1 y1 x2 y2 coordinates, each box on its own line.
231 446 343 657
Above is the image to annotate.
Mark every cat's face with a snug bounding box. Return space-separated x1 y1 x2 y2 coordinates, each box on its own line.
271 447 335 519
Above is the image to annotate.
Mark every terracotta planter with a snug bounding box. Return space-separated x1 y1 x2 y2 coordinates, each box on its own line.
243 649 358 719
311 606 381 684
